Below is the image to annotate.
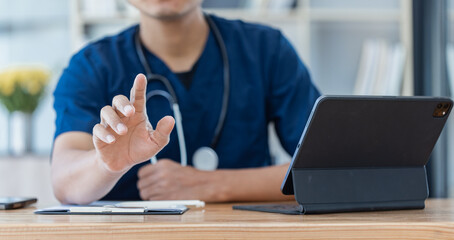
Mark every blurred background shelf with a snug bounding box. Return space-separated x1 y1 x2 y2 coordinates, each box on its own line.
0 18 67 32
1 0 454 199
0 0 415 158
308 9 401 22
70 0 414 96
68 0 414 166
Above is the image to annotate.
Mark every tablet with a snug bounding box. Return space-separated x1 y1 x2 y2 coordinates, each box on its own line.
234 96 452 214
281 96 452 195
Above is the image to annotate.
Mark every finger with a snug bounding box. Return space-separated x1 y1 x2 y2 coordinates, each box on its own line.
149 116 175 149
139 182 168 200
93 124 116 144
112 95 135 117
130 73 147 113
137 174 158 191
148 195 173 200
137 169 162 190
139 187 156 200
137 159 174 179
100 106 128 135
137 164 157 179
140 190 165 201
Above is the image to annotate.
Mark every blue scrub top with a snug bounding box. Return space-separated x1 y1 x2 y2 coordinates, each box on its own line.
53 15 320 200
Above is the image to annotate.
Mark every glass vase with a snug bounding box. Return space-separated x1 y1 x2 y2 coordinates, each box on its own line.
7 111 33 156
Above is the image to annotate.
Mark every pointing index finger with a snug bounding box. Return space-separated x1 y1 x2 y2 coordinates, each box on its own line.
130 73 147 113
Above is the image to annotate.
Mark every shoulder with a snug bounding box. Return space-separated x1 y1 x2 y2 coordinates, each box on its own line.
209 14 283 48
72 25 137 63
63 25 137 87
210 14 280 34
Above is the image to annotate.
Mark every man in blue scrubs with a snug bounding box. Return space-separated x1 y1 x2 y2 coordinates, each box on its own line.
52 0 320 204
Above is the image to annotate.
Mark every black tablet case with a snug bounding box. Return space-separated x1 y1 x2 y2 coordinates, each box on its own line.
236 96 452 214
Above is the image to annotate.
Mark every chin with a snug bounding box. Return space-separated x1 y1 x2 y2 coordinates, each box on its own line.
129 0 202 20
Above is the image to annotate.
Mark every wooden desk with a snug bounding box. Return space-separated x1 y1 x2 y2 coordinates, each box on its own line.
1 199 454 239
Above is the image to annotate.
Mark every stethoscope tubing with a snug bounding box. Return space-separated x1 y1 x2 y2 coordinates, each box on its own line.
147 90 187 166
135 13 228 168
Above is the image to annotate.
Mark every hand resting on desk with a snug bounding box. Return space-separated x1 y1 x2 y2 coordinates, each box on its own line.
137 159 221 201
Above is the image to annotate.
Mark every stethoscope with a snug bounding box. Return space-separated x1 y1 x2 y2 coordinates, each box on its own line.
134 14 229 171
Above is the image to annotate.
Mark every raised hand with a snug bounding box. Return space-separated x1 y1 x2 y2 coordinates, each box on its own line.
92 74 175 172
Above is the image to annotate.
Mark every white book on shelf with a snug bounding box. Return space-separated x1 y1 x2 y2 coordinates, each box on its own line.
355 40 405 96
385 44 406 95
372 40 390 95
243 0 266 9
354 39 380 95
353 40 375 95
353 41 370 94
267 0 295 10
447 44 454 97
353 41 368 94
380 44 394 95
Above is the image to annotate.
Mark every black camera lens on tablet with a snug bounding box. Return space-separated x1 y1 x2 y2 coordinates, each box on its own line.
433 102 451 118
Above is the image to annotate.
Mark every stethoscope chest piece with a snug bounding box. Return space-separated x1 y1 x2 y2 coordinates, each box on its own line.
192 147 219 171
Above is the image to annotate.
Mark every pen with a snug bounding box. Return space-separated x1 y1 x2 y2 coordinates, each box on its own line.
115 200 205 208
150 156 157 164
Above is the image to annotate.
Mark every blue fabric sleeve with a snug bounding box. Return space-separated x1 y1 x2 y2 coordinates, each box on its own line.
267 33 321 155
53 49 108 139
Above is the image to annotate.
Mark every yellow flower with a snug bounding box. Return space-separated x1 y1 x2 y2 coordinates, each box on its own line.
1 83 14 96
27 81 42 95
0 70 16 96
35 69 50 85
0 66 50 96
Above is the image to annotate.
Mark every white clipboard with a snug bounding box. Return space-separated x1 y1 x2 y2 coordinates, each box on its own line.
34 200 204 215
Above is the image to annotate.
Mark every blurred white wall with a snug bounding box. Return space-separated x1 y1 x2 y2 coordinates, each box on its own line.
0 157 58 205
0 0 71 155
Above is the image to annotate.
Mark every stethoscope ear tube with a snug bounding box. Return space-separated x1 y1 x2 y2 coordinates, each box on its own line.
138 13 228 170
204 13 229 150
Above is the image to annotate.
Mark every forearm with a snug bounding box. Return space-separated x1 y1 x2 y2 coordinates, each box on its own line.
51 148 126 205
211 163 294 202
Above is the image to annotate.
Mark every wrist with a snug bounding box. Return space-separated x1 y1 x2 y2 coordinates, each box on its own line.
94 150 130 178
202 170 232 202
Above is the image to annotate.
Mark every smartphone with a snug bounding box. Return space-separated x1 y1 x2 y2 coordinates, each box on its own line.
0 197 37 210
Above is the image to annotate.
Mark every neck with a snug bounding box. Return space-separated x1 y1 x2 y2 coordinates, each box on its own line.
139 8 208 72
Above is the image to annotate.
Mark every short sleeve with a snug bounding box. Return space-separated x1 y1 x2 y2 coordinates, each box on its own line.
267 33 320 154
53 50 108 139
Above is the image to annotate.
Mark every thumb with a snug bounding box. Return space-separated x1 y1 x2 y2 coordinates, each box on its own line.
150 116 175 148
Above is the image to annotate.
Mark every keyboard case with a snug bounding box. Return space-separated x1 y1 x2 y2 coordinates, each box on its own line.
280 96 452 214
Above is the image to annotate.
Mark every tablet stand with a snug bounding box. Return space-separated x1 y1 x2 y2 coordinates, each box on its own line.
292 166 428 214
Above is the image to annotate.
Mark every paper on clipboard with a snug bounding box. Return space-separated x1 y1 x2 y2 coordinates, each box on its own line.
34 204 188 215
